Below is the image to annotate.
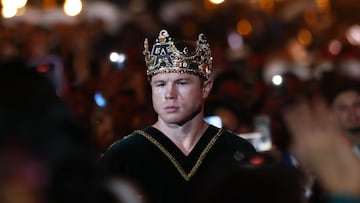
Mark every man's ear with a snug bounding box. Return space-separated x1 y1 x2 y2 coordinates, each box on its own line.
203 80 213 98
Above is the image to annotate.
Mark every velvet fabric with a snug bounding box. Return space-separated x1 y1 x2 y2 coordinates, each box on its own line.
100 125 256 203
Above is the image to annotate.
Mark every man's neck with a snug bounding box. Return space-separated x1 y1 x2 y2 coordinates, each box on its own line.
153 119 209 156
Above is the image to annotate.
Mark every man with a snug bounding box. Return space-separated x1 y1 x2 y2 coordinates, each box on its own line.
100 30 256 203
330 85 360 157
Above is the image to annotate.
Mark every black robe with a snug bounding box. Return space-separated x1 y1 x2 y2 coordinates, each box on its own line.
100 125 256 203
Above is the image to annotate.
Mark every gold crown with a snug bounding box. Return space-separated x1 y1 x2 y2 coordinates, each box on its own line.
143 30 212 80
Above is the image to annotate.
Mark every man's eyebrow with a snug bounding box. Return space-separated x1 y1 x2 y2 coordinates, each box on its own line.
175 77 192 82
151 79 165 83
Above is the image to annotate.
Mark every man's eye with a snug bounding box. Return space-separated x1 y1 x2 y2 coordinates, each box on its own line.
353 102 360 108
156 83 165 87
337 106 347 112
96 118 103 124
177 81 187 85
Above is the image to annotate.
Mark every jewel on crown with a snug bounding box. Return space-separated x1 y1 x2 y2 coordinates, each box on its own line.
143 29 212 80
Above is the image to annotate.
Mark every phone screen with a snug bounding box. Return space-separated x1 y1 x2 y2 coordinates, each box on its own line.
238 132 272 152
204 115 222 128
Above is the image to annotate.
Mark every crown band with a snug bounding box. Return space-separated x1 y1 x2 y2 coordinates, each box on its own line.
143 30 212 80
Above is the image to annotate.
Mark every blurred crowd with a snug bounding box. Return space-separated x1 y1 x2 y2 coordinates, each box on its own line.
0 13 360 203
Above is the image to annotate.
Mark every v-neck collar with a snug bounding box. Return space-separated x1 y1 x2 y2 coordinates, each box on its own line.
135 125 223 181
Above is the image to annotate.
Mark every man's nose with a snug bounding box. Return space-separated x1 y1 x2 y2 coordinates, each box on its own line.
165 84 176 99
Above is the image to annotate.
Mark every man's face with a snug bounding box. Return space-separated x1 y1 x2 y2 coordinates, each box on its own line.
332 90 360 132
150 72 212 125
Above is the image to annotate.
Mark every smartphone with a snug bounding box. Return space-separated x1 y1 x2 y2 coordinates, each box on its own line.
204 115 222 128
238 115 272 152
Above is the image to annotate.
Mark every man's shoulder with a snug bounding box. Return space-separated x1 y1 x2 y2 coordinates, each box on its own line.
105 130 148 153
220 128 247 141
218 128 256 152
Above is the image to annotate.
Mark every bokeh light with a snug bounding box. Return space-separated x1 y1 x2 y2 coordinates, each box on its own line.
297 28 312 46
328 39 342 55
208 0 225 5
237 19 252 36
63 0 82 17
346 24 360 46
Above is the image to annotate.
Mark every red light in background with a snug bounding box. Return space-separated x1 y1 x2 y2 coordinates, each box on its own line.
36 65 49 73
249 155 264 165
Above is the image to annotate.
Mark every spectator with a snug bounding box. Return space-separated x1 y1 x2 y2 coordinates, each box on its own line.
283 95 360 203
0 59 117 203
